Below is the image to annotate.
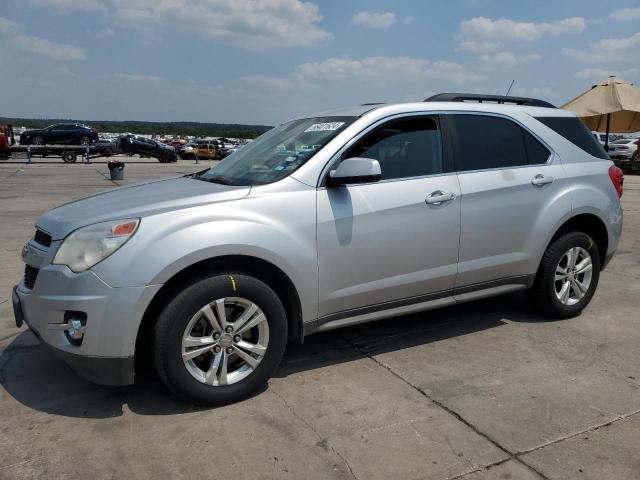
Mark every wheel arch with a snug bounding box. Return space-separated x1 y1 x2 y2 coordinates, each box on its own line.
543 213 609 269
134 255 304 373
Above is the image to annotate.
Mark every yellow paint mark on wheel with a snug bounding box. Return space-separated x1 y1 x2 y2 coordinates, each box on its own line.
229 275 237 291
588 237 594 249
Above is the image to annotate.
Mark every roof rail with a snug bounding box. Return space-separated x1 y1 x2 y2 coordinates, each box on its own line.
424 93 556 109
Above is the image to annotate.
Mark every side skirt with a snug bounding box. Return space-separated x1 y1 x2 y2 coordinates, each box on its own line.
305 275 533 335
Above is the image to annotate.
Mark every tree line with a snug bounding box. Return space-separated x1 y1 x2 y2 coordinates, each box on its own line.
0 117 272 139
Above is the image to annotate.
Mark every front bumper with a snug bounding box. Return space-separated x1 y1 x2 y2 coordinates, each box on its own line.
13 264 161 386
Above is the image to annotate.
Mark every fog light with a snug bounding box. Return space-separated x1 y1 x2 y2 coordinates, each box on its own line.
67 319 85 341
47 311 87 346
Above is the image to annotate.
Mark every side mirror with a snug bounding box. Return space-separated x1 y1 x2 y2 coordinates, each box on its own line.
327 157 382 187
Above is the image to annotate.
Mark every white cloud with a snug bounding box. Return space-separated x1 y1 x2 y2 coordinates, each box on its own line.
13 35 86 61
0 16 19 35
352 11 396 29
0 17 87 62
478 51 541 67
109 73 167 86
479 51 517 67
459 16 586 42
511 86 558 100
562 32 640 64
457 40 499 53
609 7 640 21
30 0 103 9
255 55 483 88
403 16 415 25
29 0 333 49
575 67 640 81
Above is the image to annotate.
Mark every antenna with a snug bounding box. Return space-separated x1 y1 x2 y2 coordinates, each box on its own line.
505 80 515 96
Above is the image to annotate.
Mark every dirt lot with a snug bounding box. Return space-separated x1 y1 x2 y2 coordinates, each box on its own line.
1 161 639 480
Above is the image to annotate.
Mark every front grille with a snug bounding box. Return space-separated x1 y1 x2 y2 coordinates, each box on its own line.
34 229 52 247
24 265 39 290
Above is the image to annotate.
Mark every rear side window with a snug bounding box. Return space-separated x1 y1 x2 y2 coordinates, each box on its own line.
447 115 528 171
535 116 608 159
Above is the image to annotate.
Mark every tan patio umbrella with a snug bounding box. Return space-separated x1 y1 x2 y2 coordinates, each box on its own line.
561 76 640 151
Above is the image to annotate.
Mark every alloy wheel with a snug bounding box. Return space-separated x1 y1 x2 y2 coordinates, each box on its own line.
181 297 269 386
554 247 593 306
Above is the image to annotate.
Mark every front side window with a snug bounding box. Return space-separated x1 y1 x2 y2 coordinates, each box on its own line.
448 114 529 171
198 116 355 186
345 117 443 180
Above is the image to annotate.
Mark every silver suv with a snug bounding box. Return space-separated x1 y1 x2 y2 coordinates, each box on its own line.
13 94 624 404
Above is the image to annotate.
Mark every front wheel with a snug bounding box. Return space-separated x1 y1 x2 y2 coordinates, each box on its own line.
528 232 600 318
153 274 287 405
79 136 91 146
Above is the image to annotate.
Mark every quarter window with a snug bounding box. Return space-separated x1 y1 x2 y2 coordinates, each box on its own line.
523 129 551 164
535 116 608 159
345 117 443 180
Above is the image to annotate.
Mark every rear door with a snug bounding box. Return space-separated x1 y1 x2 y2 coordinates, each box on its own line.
443 113 569 289
316 115 461 319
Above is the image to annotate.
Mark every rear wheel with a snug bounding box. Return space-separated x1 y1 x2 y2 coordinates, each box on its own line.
153 274 287 405
61 151 77 163
528 232 600 318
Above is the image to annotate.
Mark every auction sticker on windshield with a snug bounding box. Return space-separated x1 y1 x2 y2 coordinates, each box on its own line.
305 122 345 132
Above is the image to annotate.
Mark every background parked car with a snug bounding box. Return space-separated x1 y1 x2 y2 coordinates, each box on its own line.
179 142 221 160
608 138 639 160
19 123 98 146
118 135 177 163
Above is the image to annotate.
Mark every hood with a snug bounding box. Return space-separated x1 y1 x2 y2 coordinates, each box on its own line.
37 176 250 240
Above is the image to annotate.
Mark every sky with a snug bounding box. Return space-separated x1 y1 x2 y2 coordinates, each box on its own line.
0 0 639 125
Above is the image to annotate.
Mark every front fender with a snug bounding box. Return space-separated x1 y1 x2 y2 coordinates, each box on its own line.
92 187 318 323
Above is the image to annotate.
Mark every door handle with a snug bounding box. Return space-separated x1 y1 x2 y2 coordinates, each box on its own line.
531 174 554 186
425 190 456 205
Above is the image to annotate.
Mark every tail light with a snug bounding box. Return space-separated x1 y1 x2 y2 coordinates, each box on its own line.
608 165 624 198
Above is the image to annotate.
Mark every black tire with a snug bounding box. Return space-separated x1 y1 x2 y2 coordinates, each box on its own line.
79 136 91 146
62 151 77 163
32 136 44 145
153 274 288 405
528 232 600 319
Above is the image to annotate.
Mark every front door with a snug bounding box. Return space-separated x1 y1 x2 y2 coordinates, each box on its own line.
316 115 461 319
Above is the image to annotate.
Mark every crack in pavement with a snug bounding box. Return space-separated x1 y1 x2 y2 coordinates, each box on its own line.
0 331 22 343
347 332 640 480
270 388 360 480
341 334 553 480
517 408 640 457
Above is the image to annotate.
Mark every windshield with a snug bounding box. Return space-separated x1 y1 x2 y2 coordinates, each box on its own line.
197 116 355 186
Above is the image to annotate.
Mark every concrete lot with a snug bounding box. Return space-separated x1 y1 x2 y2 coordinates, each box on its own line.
0 160 639 480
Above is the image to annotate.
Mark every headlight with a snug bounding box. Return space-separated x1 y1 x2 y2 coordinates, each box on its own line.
53 218 140 273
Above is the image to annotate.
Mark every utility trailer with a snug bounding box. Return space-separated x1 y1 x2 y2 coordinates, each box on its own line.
2 127 176 163
1 125 115 163
8 144 117 163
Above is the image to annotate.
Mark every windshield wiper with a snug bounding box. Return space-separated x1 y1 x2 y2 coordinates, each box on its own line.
203 175 238 186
